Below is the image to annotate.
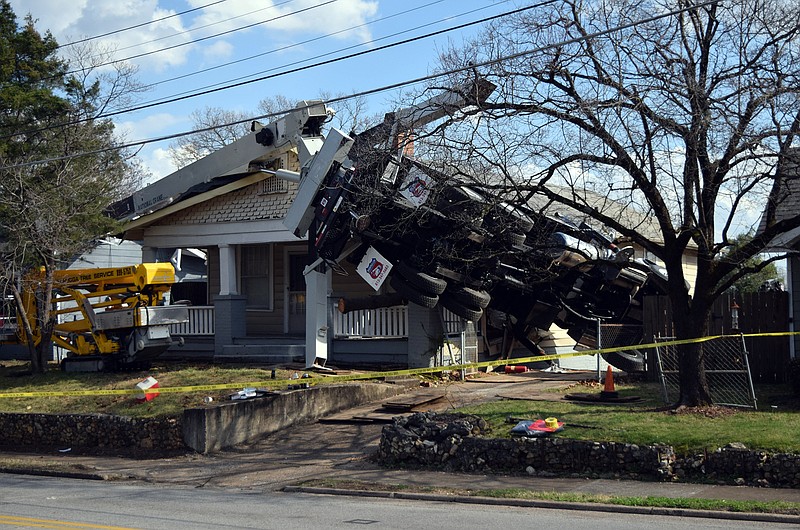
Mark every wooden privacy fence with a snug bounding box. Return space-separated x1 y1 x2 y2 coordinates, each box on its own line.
642 291 790 383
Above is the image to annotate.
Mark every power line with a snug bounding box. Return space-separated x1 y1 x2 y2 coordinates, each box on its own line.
60 0 339 77
101 0 296 57
56 0 228 48
0 1 717 172
8 2 534 141
139 1 493 107
142 0 451 93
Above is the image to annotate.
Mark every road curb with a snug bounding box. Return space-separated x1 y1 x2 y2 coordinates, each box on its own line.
282 485 800 525
0 466 110 481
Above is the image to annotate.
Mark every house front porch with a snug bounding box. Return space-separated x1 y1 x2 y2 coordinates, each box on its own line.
167 302 476 368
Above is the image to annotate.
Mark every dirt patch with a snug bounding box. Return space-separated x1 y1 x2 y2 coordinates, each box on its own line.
666 405 739 418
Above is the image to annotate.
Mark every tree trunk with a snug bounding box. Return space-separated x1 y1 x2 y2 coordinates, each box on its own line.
671 305 713 406
32 323 54 374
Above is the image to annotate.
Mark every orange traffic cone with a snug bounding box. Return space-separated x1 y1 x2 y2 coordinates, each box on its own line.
600 365 619 399
604 366 615 392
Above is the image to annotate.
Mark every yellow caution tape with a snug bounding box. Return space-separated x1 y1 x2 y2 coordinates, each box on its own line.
0 331 792 399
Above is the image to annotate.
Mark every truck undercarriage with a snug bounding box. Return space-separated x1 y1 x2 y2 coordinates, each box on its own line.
302 146 665 371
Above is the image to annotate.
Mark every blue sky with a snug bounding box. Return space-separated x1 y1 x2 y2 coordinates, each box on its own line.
10 0 515 180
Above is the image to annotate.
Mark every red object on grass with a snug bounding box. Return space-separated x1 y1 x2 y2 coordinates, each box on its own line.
135 376 160 403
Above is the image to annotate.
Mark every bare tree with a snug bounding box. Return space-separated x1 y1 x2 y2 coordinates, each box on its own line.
423 0 800 405
0 6 147 372
318 91 382 135
168 106 252 169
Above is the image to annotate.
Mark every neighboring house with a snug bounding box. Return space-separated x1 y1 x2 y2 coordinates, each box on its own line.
759 147 800 359
67 237 143 269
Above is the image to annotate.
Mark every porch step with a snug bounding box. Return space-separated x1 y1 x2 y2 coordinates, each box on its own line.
215 344 305 364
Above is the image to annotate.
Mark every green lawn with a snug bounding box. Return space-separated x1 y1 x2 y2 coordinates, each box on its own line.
0 361 319 417
2 362 799 454
302 478 800 515
456 381 800 453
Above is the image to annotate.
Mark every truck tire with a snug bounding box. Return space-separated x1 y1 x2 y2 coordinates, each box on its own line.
439 294 483 321
444 285 491 309
601 349 646 373
390 274 439 309
395 261 447 295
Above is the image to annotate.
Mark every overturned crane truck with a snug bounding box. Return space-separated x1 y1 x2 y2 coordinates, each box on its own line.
277 80 667 372
108 80 667 371
7 263 189 371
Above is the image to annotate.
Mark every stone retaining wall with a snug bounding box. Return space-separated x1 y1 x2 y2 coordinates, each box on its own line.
0 382 409 454
0 413 184 451
378 413 800 488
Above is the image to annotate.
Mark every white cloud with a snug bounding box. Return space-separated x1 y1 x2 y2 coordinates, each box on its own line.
10 0 193 73
188 0 378 42
8 0 88 35
141 147 179 183
116 112 188 141
10 0 380 79
202 40 234 62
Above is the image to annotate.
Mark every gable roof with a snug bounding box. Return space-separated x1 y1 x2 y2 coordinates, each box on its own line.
524 185 667 244
757 148 800 249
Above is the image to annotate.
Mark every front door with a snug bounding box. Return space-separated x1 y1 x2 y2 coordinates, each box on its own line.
286 252 307 334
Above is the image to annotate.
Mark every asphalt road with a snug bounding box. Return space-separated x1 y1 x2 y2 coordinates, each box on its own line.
0 474 791 530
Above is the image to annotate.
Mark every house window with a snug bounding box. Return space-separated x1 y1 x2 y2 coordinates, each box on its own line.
239 244 272 309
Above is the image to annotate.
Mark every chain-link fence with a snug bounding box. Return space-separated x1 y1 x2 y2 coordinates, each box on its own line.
438 309 479 373
654 335 757 409
569 322 646 378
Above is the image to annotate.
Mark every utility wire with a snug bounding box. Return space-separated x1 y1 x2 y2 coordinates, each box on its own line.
57 0 228 48
7 2 536 141
143 0 451 92
1 0 716 171
140 1 493 107
60 0 339 77
101 0 296 57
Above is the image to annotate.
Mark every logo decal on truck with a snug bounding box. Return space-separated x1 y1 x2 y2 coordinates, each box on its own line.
357 247 393 291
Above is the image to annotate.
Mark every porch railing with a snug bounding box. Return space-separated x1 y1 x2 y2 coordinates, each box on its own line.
169 305 215 336
332 304 466 338
333 305 408 338
168 304 464 339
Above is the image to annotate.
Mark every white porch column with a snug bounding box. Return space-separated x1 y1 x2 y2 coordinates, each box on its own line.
218 244 237 295
305 268 331 368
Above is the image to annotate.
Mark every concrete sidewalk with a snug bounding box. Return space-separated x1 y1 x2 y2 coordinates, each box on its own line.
1 371 798 523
